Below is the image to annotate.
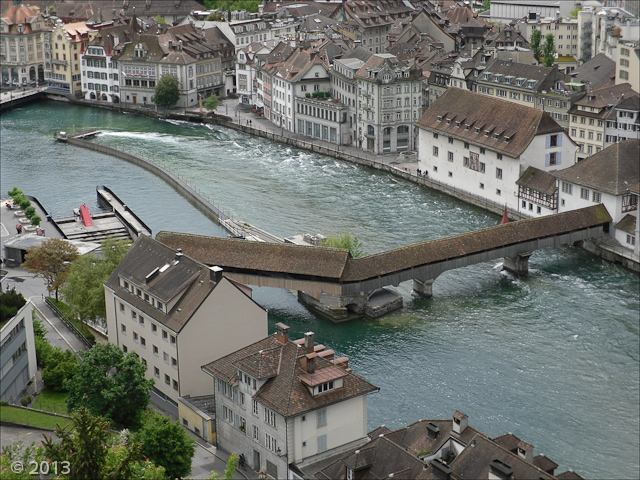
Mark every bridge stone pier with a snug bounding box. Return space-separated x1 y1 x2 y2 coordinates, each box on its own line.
502 252 533 276
413 278 435 297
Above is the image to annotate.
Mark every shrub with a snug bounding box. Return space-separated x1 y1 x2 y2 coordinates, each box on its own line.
42 348 78 392
31 215 42 227
19 198 31 210
0 287 26 325
0 400 9 406
24 206 36 218
21 396 32 406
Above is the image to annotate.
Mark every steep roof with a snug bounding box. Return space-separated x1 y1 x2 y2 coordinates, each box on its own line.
517 166 558 195
415 87 566 158
552 139 640 195
202 333 379 418
570 53 616 90
0 4 39 31
570 82 637 111
104 235 220 333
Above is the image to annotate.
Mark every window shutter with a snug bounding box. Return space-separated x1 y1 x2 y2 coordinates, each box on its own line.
545 153 550 166
557 135 562 147
545 135 550 148
557 152 562 165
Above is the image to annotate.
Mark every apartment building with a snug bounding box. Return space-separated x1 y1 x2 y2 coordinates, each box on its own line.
202 323 379 479
0 3 49 86
1 301 36 404
80 24 134 102
568 82 637 161
104 235 268 415
616 40 640 93
604 94 640 147
355 53 423 153
554 139 639 256
515 16 580 70
474 59 576 130
417 88 576 215
46 19 91 96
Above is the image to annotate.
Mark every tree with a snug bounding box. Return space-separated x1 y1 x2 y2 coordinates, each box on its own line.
207 453 238 480
41 407 165 480
0 287 26 326
65 343 153 428
42 347 78 391
478 0 490 13
321 232 366 258
570 8 582 18
133 410 195 480
204 94 219 111
62 239 130 327
542 33 556 67
154 14 166 24
530 29 542 62
22 238 78 301
154 75 180 111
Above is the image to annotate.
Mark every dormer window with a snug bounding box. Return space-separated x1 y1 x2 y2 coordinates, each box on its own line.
504 136 510 143
465 124 471 130
482 73 490 80
494 132 500 139
446 118 451 125
318 381 334 393
515 78 524 86
475 127 480 134
455 121 461 128
437 115 442 122
526 80 537 89
485 130 490 137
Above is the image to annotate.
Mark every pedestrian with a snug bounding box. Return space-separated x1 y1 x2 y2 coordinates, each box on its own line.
249 119 252 126
246 119 249 126
16 224 22 234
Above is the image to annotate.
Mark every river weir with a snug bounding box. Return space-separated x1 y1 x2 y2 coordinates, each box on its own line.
1 101 638 478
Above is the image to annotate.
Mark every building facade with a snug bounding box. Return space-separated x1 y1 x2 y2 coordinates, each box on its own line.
417 88 576 215
202 324 378 479
0 300 36 403
105 235 268 414
0 3 49 87
46 20 90 95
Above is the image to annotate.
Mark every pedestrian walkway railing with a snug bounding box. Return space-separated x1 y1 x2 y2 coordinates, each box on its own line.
44 298 93 349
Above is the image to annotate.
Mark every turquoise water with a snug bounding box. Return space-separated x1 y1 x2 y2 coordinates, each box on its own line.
1 102 638 478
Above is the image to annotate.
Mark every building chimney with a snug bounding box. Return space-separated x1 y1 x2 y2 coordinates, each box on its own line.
430 458 452 480
168 39 173 49
452 410 468 434
175 248 183 261
209 266 223 283
517 440 534 463
426 421 440 440
178 40 183 50
489 459 513 480
305 352 317 373
304 332 315 351
275 322 289 344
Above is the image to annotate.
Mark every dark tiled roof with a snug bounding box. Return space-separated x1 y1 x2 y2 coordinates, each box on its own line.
615 214 636 234
368 425 392 438
492 432 522 452
315 436 428 480
155 231 350 280
517 167 558 195
104 235 218 332
451 434 556 479
415 88 565 158
556 470 586 480
570 53 616 90
340 205 611 282
202 334 379 418
233 346 282 380
553 139 640 195
570 83 637 111
534 454 559 473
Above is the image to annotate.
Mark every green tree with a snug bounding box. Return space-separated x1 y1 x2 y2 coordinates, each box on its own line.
321 232 366 258
204 94 219 111
22 238 78 301
41 407 165 480
542 33 556 67
61 239 130 327
530 29 542 62
203 0 260 13
133 410 195 480
42 347 78 391
154 14 166 24
154 75 180 111
207 453 238 480
478 0 490 13
31 215 42 227
65 343 153 428
0 287 26 326
570 8 581 18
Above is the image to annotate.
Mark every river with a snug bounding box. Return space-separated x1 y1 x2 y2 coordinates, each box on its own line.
1 101 638 478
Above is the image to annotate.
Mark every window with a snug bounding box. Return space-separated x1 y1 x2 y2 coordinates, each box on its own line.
265 433 277 452
153 345 158 355
448 137 453 144
121 324 126 333
140 337 146 347
464 142 469 149
433 146 438 156
264 407 277 428
581 188 590 200
151 324 157 334
133 332 138 342
433 133 438 139
252 399 259 416
123 345 128 353
120 303 125 312
173 379 178 391
627 234 636 246
562 182 573 194
593 191 601 203
162 330 168 341
496 168 502 179
154 367 160 378
172 357 177 368
480 162 486 174
165 374 170 385
448 171 453 177
170 335 176 346
537 206 542 214
253 424 259 440
497 153 503 160
317 408 327 428
139 316 144 326
496 189 501 196
448 151 454 162
318 434 327 453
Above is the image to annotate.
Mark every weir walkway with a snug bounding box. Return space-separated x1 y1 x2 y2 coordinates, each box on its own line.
156 204 611 319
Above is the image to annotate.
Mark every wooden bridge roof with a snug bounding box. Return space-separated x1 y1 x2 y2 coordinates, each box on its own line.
156 205 611 286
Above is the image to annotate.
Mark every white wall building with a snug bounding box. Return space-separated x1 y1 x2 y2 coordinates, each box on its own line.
105 235 268 415
202 324 379 479
417 88 576 216
1 300 37 403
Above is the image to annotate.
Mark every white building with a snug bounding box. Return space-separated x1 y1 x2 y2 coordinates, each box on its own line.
104 235 268 416
1 300 37 403
554 139 640 257
604 94 640 147
416 88 576 215
202 323 379 479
